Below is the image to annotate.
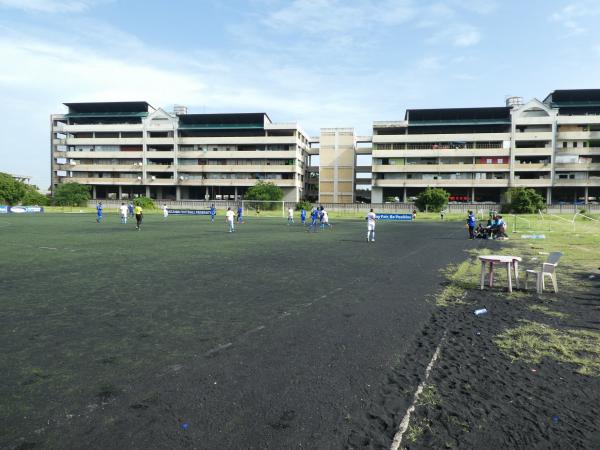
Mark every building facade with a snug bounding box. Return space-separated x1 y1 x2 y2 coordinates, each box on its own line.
51 103 309 202
50 90 600 204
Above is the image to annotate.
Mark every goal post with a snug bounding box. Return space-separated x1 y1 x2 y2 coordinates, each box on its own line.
241 200 286 217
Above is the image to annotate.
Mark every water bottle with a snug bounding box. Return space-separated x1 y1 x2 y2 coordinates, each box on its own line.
474 308 488 316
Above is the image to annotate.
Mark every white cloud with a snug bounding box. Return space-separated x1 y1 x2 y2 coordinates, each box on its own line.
0 0 106 13
550 1 600 36
427 24 481 47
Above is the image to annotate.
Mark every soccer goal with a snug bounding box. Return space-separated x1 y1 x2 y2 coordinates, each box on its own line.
241 200 287 217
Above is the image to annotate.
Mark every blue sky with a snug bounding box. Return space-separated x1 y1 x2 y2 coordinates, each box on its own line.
1 0 599 188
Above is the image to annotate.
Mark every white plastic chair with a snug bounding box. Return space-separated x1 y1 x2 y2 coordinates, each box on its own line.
525 252 562 294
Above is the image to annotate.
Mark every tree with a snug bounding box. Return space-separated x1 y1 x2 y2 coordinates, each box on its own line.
506 188 545 214
0 172 27 205
133 196 155 210
53 183 91 207
22 186 49 206
414 187 449 212
244 181 284 202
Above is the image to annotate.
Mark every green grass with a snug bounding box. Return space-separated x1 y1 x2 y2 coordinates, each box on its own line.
417 384 441 407
527 304 568 319
495 320 600 376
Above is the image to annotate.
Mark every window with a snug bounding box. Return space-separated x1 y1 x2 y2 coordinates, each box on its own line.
563 142 567 148
573 142 578 148
497 158 503 164
486 158 493 164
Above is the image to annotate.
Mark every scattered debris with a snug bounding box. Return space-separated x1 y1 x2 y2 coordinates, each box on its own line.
474 308 488 316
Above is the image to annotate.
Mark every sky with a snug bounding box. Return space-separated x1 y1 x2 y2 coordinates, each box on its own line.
1 0 600 188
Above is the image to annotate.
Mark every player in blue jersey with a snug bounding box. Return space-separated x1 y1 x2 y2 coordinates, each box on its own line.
308 207 319 232
237 206 243 223
300 207 307 225
210 204 216 223
466 210 476 239
128 201 134 218
96 202 103 223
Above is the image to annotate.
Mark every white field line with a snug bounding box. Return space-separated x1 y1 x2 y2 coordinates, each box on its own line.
390 330 447 450
39 246 58 250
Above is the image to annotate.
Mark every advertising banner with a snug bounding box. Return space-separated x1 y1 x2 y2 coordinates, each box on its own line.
376 213 413 221
167 209 211 215
0 205 8 214
5 206 45 214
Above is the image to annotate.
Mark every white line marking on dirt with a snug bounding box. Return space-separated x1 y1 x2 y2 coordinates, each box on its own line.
390 330 447 450
204 342 233 357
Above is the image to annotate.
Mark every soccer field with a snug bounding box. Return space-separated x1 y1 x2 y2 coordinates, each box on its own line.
1 213 472 448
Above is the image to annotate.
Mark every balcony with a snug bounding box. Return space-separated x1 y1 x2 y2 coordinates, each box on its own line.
146 151 175 158
66 177 144 185
554 163 600 171
178 164 297 173
57 164 143 172
513 132 552 141
373 132 510 143
176 150 298 159
146 165 175 173
146 138 175 145
65 138 143 145
178 136 296 146
554 178 600 187
556 147 600 155
371 164 509 173
372 149 510 158
372 178 509 188
61 151 143 159
512 178 552 187
558 131 600 140
513 148 554 156
513 163 552 171
178 178 298 187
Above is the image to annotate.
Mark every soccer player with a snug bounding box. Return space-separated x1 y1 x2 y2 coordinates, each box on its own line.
308 207 319 232
321 208 331 229
96 202 103 223
226 207 235 232
466 210 476 239
119 202 128 224
210 204 216 223
300 207 307 225
366 208 376 242
162 203 168 219
134 204 143 230
237 205 243 224
128 201 134 218
287 207 294 225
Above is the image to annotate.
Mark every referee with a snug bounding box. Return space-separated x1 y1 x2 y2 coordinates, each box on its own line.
134 204 143 230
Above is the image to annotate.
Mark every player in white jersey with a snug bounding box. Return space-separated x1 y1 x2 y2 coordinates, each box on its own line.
225 207 235 232
119 202 128 224
287 207 294 225
162 204 169 218
366 208 376 242
321 209 331 229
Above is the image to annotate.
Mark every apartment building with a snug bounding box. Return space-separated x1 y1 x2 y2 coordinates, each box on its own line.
50 89 600 205
371 90 600 204
51 102 310 202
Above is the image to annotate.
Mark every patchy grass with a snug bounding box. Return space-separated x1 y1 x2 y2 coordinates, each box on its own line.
405 417 431 443
527 304 568 319
437 255 482 307
495 320 600 376
418 384 441 407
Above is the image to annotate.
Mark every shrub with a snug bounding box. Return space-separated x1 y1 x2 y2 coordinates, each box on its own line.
22 188 49 206
133 196 155 210
52 183 91 207
506 188 545 214
415 187 449 213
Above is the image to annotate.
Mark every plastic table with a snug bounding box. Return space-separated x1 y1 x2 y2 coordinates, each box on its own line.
478 255 522 293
